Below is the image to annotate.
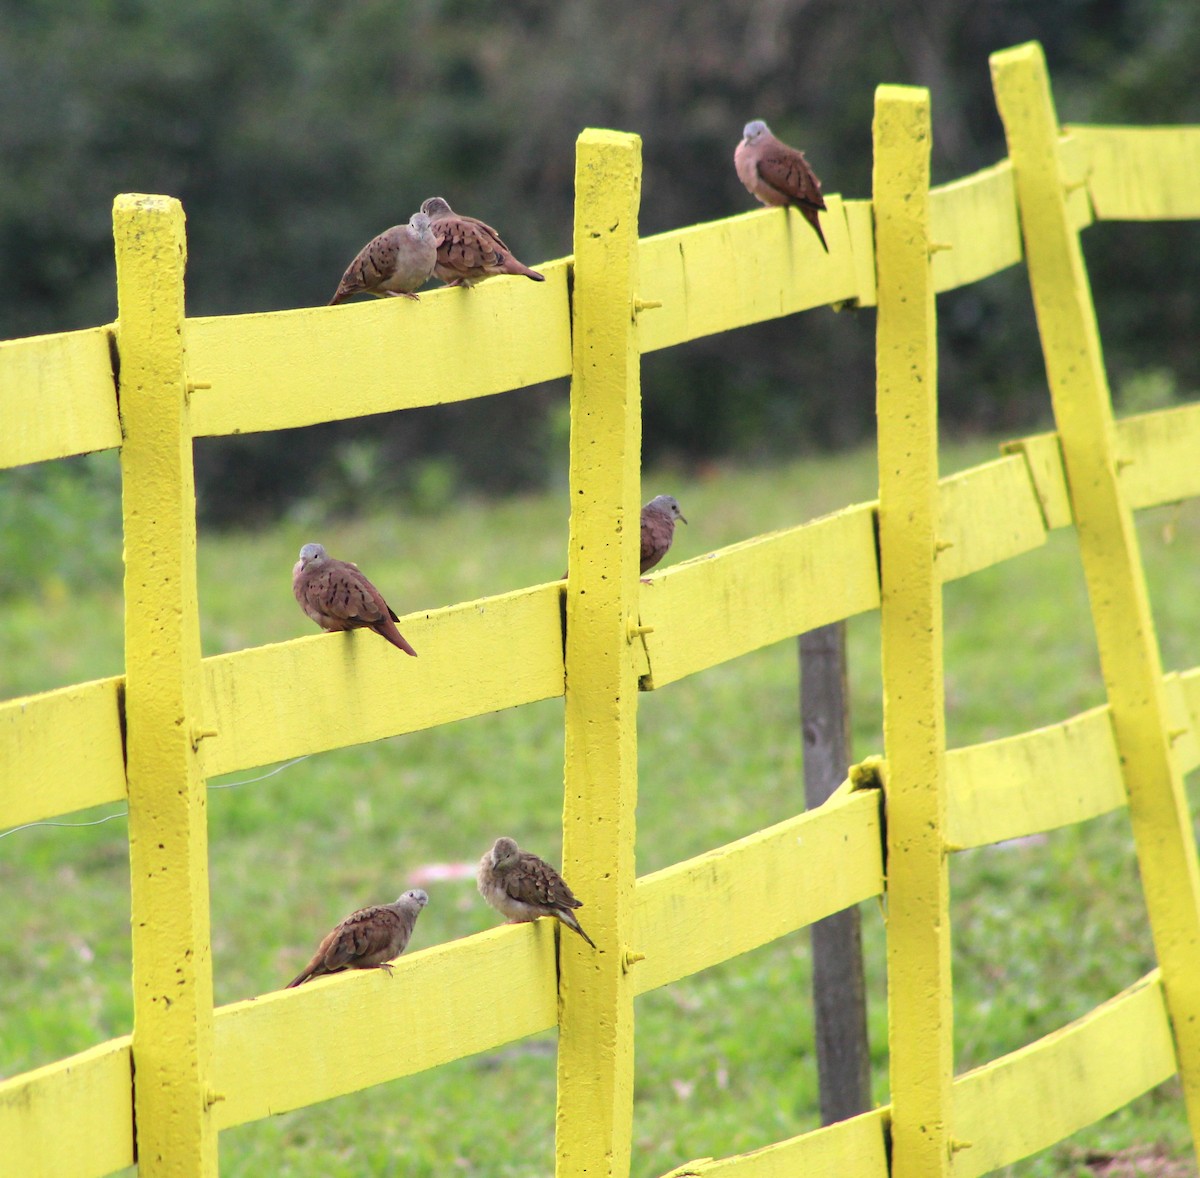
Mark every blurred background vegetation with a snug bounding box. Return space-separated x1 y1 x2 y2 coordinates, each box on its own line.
2 0 1199 531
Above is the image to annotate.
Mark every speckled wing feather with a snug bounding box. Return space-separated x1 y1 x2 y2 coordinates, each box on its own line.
293 555 417 656
427 213 545 287
287 904 410 987
505 852 583 911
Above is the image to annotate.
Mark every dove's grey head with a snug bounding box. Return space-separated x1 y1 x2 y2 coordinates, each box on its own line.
647 494 687 525
408 211 432 233
490 837 522 868
297 542 328 567
420 196 454 219
742 119 770 143
400 888 429 909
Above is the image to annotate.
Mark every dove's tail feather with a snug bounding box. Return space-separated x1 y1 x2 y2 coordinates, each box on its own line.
504 257 546 282
558 909 597 949
802 206 829 253
374 617 418 657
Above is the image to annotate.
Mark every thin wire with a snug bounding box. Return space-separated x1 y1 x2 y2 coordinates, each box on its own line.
0 754 315 841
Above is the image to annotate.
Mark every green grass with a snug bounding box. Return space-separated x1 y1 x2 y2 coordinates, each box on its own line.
2 437 1199 1176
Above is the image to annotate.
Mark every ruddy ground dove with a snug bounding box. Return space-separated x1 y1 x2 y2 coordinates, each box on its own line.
735 119 829 252
286 889 429 987
477 836 595 949
292 542 417 656
419 196 545 287
328 211 438 304
641 494 687 575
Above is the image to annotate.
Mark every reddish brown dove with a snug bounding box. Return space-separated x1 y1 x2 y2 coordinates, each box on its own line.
328 211 437 305
641 494 687 575
735 119 829 252
477 837 595 949
292 542 417 656
419 196 545 287
286 889 428 987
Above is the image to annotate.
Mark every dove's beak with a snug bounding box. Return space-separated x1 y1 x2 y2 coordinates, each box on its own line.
680 514 688 525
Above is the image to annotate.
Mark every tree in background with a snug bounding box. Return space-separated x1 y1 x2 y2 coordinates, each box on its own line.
2 0 1197 524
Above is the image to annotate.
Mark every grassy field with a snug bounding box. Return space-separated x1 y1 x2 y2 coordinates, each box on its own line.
2 435 1199 1176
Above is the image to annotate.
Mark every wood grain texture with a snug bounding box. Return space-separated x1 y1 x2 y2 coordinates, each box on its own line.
1070 125 1200 221
657 1108 889 1178
631 787 884 995
952 971 1176 1178
200 582 564 778
636 197 862 354
936 455 1048 582
945 704 1126 851
114 193 218 1178
0 675 126 830
185 262 571 438
1116 401 1200 509
874 84 953 1178
929 160 1023 292
0 326 120 470
994 40 1200 1149
0 1036 134 1178
558 127 643 1178
1000 433 1074 530
637 503 880 690
213 923 558 1130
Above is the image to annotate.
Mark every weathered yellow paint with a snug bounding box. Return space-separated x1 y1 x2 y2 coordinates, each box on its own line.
1116 402 1200 509
929 160 1023 292
951 971 1176 1177
1070 125 1200 220
0 675 125 830
558 128 642 1178
1001 401 1200 529
637 503 880 691
993 40 1200 1153
114 194 217 1178
199 582 564 778
843 198 880 307
657 1108 889 1178
1001 432 1074 530
945 704 1125 851
874 85 953 1178
0 326 120 470
0 1036 134 1178
185 262 571 438
632 787 884 995
213 922 558 1130
1161 672 1200 778
935 455 1048 582
636 198 862 354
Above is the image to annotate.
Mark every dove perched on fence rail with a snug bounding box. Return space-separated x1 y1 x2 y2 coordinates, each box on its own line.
735 119 829 252
477 837 595 949
286 889 428 987
420 196 545 287
292 542 418 656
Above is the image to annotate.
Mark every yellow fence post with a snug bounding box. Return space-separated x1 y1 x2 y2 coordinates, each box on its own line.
873 87 953 1178
991 42 1200 1158
113 194 217 1178
557 128 643 1178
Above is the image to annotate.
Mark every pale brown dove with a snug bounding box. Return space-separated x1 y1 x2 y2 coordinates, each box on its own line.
328 211 437 305
640 494 687 575
477 837 596 949
286 889 428 987
292 542 417 656
735 119 829 252
419 196 545 287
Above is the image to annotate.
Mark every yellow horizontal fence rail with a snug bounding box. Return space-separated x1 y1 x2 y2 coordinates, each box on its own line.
4 36 1200 1178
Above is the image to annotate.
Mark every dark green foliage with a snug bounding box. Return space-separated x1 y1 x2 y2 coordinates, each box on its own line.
3 0 1199 524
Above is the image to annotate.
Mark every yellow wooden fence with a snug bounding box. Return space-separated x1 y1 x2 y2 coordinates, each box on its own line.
4 38 1200 1177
